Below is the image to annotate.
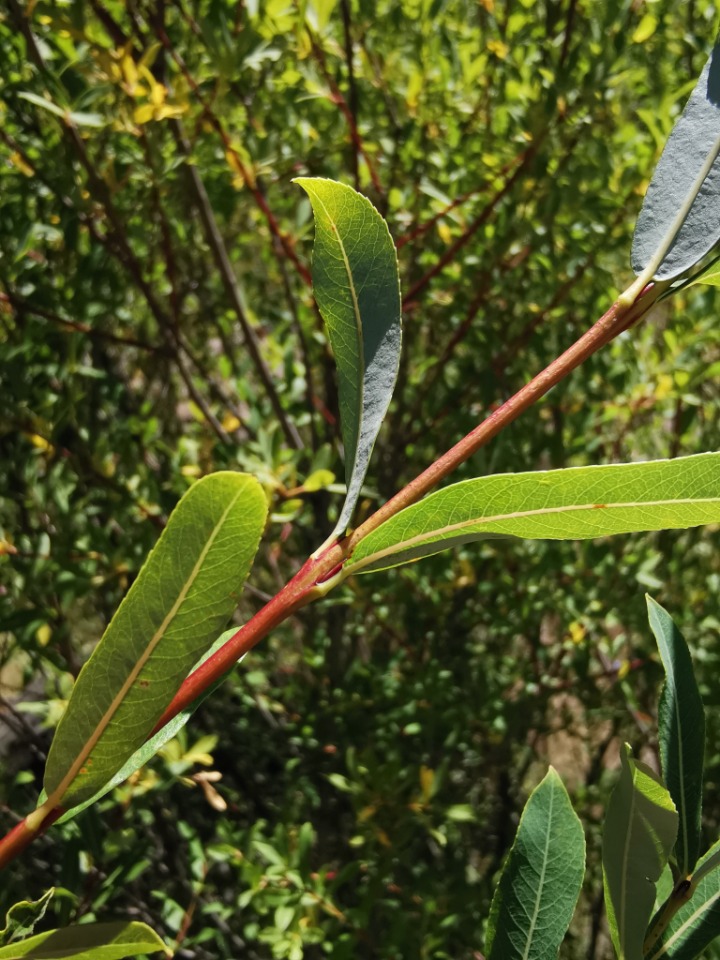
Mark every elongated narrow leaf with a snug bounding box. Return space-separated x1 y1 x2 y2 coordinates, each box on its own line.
485 767 585 960
647 597 705 876
40 472 267 812
631 41 720 281
647 841 720 959
603 744 678 960
0 921 166 960
294 178 401 539
53 628 243 824
346 453 720 575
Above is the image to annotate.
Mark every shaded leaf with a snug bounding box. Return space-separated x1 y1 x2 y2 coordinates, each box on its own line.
486 767 585 960
603 744 678 960
38 472 267 813
294 178 401 541
646 841 720 959
647 597 705 876
347 453 720 575
0 920 166 959
631 41 720 282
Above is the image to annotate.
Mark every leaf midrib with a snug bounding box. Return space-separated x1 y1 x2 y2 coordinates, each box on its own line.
45 487 244 809
350 496 720 571
312 189 365 480
521 783 555 960
651 887 720 958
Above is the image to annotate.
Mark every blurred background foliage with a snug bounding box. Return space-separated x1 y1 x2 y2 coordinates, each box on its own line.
2 0 720 957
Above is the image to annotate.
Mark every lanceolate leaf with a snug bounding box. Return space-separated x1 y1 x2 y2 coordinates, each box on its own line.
346 453 720 575
603 744 678 960
647 597 705 876
0 920 166 960
53 628 244 824
647 841 720 960
39 473 267 813
485 767 585 960
294 178 402 541
631 41 720 282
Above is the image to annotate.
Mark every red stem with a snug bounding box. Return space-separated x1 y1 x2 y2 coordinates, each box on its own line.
0 282 663 871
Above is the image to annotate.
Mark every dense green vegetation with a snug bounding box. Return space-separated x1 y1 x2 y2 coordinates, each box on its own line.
3 1 720 957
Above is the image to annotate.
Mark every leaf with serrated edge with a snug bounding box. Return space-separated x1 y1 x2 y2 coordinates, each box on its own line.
647 840 720 959
647 597 705 876
346 453 720 575
485 767 585 960
631 41 720 283
0 920 166 960
294 178 401 543
35 472 267 817
603 744 678 960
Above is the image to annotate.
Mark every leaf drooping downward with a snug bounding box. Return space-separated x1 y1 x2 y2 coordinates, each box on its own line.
346 453 720 575
631 40 720 282
39 472 267 813
294 178 402 542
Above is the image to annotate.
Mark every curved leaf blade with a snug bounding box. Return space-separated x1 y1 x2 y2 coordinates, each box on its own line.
40 472 267 812
0 920 166 960
603 744 678 960
52 627 243 824
346 453 720 575
647 597 705 876
485 767 585 960
294 178 402 540
647 841 720 959
631 41 720 281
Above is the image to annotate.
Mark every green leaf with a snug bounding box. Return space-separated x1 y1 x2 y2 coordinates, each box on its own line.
0 892 54 947
346 453 720 575
646 841 720 959
485 767 585 960
17 91 67 120
631 41 720 282
38 472 267 814
52 627 243 824
602 744 678 960
293 178 402 541
0 920 166 959
647 597 705 876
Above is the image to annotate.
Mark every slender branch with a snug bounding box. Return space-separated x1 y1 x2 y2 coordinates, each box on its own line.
170 119 303 450
0 281 666 869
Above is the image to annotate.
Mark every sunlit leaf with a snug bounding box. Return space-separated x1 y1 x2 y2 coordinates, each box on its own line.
294 178 402 542
0 920 166 959
347 454 720 575
37 472 267 814
631 41 720 282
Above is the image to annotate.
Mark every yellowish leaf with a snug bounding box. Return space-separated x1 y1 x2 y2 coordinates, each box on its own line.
632 14 657 44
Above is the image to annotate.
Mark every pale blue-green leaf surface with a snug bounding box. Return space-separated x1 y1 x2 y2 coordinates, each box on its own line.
603 744 678 960
294 178 401 540
0 921 166 959
647 597 705 876
485 767 585 960
346 454 720 575
40 472 267 812
631 41 720 281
